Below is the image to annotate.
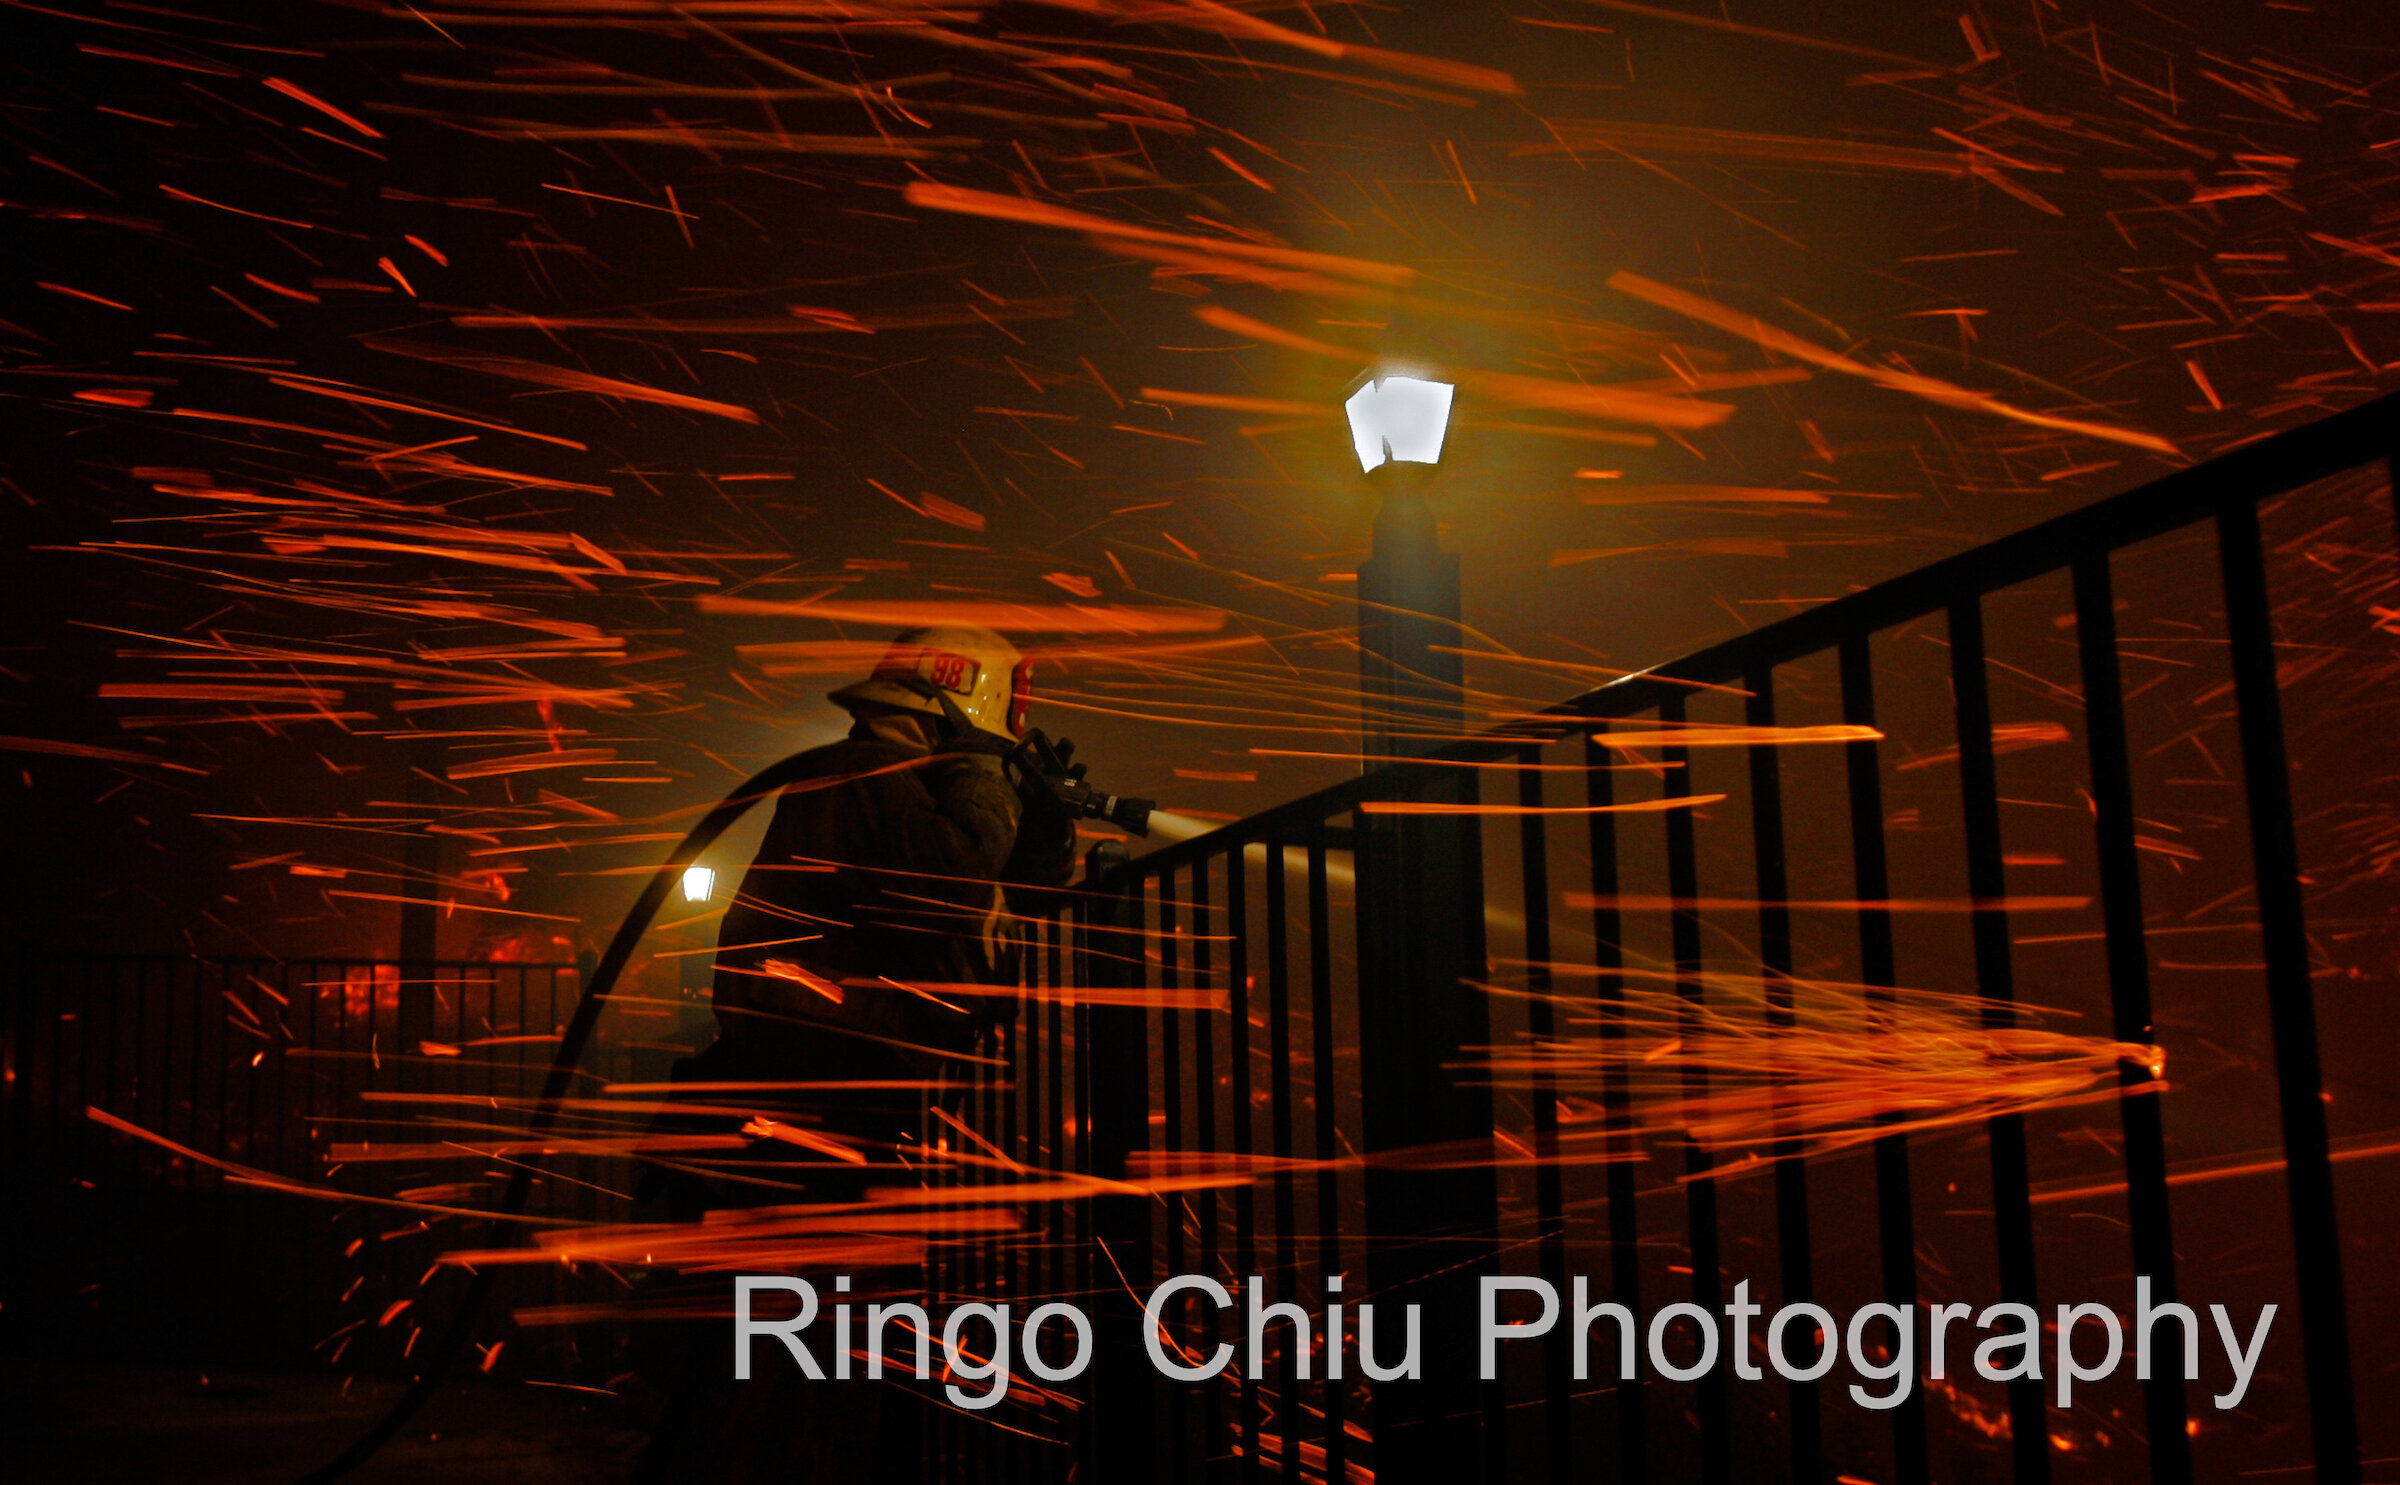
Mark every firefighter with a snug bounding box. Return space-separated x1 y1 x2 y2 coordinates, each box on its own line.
695 621 1078 1132
634 624 1079 1485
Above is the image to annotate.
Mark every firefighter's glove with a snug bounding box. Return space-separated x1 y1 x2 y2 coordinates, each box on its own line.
1008 730 1084 817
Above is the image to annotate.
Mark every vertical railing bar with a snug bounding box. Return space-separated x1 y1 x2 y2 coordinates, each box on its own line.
84 959 106 1204
935 1009 955 1485
158 960 181 1324
244 959 263 1156
1071 895 1097 1483
2071 548 2193 1485
1744 664 1823 1485
40 957 57 1191
1947 595 2055 1485
1023 918 1044 1445
0 953 14 1184
1837 633 1931 1485
300 962 322 1334
202 960 220 1171
1157 865 1192 1485
196 962 215 1335
1019 934 1034 1414
63 958 80 1190
1190 856 1224 1484
2218 500 2361 1485
241 961 263 1344
1305 817 1344 1485
1011 940 1032 1485
108 960 128 1257
1118 873 1166 1485
1002 962 1020 1482
150 958 172 1154
164 961 187 1308
226 959 244 1174
1052 902 1075 1479
186 956 203 1178
217 960 240 1318
1264 827 1298 1432
1085 859 1158 1484
1227 842 1260 1485
4 951 33 1192
1582 733 1645 1485
1064 902 1087 1481
329 961 351 1214
13 957 31 1229
62 960 80 1199
70 958 88 1213
1658 694 1730 1485
65 957 79 1189
972 966 996 1485
124 957 144 1197
1516 744 1573 1485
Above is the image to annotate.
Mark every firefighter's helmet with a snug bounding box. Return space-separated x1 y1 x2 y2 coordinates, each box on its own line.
829 624 1034 742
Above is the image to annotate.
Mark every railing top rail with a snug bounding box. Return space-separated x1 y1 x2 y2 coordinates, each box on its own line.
1124 390 2398 881
15 953 577 970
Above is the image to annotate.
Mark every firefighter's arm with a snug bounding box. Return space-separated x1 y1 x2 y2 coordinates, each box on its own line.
881 752 1022 884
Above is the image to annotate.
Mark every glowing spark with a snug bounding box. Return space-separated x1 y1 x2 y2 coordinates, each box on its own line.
700 597 1227 634
1607 271 2181 454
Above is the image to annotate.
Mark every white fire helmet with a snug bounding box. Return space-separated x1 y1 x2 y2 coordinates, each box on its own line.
829 624 1034 742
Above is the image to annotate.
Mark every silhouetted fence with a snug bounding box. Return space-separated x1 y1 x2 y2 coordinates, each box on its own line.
6 392 2395 1485
988 392 2398 1485
0 956 598 1367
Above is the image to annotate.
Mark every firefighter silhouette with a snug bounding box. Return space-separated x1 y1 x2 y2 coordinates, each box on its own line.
636 625 1077 1484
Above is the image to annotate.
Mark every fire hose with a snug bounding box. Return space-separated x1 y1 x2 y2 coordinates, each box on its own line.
299 737 1150 1483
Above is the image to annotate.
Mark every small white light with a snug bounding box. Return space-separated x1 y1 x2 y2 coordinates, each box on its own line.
680 866 715 903
1344 373 1455 473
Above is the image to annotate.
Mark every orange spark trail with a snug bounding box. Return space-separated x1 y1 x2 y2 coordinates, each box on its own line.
700 597 1228 633
1593 724 1881 748
263 77 385 139
1566 892 2092 913
364 339 761 422
1607 271 2182 454
85 1106 569 1225
1361 794 1729 816
902 182 1416 286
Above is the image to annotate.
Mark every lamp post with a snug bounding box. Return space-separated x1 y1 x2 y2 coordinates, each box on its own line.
1345 369 1463 761
1342 366 1495 1485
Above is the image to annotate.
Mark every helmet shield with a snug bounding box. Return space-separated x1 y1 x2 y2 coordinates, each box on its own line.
1008 660 1035 738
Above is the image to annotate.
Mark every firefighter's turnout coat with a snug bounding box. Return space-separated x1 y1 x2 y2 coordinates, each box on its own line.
699 721 1079 1104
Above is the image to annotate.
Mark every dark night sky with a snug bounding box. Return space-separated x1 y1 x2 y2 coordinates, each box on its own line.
2 0 2395 957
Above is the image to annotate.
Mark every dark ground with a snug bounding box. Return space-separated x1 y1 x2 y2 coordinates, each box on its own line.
0 1358 645 1485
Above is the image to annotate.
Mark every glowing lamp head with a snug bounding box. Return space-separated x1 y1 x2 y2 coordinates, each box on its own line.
1344 371 1455 474
680 865 716 903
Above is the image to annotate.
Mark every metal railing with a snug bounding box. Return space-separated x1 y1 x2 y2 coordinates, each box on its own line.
0 956 595 1366
977 391 2398 1485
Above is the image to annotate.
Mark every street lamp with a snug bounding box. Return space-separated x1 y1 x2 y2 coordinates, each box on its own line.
680 865 716 903
1345 367 1463 762
1341 364 1493 1484
1344 371 1455 473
